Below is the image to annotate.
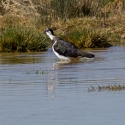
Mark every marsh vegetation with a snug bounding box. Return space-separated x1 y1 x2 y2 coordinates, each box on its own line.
0 0 125 52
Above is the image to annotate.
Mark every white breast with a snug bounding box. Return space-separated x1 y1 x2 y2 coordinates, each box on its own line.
52 41 70 61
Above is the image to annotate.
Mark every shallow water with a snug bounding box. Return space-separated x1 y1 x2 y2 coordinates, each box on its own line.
0 46 125 125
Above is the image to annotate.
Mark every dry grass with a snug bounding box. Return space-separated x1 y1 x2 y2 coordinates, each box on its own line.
88 84 125 92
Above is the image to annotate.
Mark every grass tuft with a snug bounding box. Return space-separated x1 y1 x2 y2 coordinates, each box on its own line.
62 28 112 48
0 26 48 52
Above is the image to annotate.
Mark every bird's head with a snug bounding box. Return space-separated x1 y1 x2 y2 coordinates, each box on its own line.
44 28 55 40
44 28 54 35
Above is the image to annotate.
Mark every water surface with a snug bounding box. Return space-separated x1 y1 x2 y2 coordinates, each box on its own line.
0 46 125 125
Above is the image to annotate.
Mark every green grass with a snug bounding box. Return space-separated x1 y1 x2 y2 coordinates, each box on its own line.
61 27 112 48
0 26 48 52
0 22 119 51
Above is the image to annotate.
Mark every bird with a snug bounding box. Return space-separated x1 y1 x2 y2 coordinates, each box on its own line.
44 28 95 61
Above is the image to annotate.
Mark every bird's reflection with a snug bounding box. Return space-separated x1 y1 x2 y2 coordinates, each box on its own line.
53 58 95 70
47 60 74 97
53 60 72 69
47 58 95 97
47 69 58 98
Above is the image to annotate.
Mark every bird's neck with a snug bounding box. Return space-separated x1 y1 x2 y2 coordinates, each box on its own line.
46 32 55 40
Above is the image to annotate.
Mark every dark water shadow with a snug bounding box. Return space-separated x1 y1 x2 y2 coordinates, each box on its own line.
0 52 46 64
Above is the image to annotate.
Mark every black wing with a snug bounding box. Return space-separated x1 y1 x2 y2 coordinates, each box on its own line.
53 38 95 58
53 39 81 57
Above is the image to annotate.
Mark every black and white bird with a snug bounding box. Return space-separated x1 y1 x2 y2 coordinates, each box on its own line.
44 28 95 61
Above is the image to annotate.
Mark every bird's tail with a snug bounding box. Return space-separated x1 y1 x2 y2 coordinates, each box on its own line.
78 50 95 58
83 53 95 58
